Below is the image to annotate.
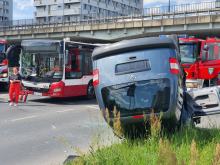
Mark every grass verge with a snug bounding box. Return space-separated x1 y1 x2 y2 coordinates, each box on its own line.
66 111 220 165
66 127 220 165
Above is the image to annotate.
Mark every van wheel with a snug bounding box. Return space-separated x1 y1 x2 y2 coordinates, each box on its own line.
87 82 95 99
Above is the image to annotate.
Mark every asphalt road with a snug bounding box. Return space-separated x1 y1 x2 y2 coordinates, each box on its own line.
0 91 220 165
0 92 118 165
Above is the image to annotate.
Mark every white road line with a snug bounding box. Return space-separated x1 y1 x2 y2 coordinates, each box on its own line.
56 109 75 113
86 105 100 110
11 115 38 122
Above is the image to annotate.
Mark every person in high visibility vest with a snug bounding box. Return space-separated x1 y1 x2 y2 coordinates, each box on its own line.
9 67 21 107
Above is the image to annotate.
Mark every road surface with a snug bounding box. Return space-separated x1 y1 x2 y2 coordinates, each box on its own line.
0 91 219 165
0 92 117 165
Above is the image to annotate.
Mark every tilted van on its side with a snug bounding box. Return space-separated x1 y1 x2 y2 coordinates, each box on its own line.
92 37 193 131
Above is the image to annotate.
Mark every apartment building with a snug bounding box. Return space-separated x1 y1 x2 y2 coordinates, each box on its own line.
0 0 12 21
34 0 143 23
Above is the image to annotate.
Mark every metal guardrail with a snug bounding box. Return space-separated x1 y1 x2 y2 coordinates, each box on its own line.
0 1 220 32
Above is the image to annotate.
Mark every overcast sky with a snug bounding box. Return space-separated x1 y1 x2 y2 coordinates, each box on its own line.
13 0 215 20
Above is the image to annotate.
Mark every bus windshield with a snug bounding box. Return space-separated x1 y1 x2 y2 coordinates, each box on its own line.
21 40 63 83
180 43 198 63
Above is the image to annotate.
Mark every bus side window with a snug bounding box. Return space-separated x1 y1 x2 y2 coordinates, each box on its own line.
65 48 83 79
84 53 92 75
71 55 77 70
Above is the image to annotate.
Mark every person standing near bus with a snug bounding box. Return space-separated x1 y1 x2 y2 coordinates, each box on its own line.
9 67 21 106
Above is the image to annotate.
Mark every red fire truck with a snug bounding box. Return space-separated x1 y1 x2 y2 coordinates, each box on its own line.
0 40 9 89
179 37 220 88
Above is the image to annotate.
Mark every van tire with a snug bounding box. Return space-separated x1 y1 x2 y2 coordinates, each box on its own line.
86 82 95 99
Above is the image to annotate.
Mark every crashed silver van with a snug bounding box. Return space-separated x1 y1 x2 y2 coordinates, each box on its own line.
92 37 192 127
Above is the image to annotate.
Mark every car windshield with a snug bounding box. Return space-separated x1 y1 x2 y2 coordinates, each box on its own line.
180 43 198 63
21 41 63 83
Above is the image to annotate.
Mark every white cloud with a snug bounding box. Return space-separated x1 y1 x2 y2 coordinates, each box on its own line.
13 0 34 19
14 0 33 10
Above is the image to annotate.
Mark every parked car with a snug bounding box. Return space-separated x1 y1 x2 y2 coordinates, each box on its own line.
92 37 192 131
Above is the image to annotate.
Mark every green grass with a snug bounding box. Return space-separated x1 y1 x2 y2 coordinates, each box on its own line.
66 127 220 165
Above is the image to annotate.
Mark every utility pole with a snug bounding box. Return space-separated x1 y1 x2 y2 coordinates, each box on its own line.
62 0 64 22
168 0 171 13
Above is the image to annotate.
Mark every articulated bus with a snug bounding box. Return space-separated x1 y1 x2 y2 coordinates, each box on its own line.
18 39 100 98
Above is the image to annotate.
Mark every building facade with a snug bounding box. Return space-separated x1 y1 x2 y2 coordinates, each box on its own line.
0 0 12 21
34 0 143 23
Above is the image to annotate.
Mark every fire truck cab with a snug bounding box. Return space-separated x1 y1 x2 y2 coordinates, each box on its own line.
179 37 220 88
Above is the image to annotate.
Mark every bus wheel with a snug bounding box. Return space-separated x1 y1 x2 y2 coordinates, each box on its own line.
87 82 95 99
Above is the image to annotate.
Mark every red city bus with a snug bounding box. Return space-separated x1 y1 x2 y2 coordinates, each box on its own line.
0 40 9 89
179 37 220 88
18 39 101 98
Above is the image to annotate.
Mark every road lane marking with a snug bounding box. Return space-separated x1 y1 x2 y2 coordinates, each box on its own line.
56 109 75 113
11 115 38 122
86 105 100 110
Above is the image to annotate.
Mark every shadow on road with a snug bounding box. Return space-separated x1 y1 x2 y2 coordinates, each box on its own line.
30 96 98 106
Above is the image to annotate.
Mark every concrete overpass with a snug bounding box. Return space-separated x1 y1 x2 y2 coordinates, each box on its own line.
1 1 220 42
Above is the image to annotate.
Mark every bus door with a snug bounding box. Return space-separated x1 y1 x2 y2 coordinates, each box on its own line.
81 48 93 85
64 47 85 96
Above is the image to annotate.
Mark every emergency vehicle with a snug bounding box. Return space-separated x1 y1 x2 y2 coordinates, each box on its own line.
10 39 100 98
0 39 9 89
179 37 220 88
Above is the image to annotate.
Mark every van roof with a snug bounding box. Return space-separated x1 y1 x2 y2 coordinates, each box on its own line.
92 37 177 60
